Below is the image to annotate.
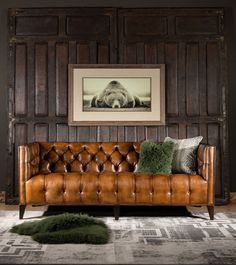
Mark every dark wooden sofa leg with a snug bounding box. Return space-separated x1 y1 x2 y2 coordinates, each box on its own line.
19 205 26 219
207 205 214 220
114 205 120 220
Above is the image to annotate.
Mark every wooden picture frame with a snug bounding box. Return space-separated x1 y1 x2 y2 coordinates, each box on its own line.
68 64 165 126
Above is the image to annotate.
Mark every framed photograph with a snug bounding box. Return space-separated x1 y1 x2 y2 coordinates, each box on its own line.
68 64 165 126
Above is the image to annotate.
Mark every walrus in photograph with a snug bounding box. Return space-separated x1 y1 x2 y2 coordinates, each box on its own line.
91 80 147 109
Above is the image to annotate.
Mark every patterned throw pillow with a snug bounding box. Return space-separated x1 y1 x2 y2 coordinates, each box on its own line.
164 136 203 174
136 140 175 174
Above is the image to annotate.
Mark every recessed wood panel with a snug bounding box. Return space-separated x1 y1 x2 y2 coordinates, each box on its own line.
15 44 27 115
124 16 167 36
56 43 68 116
176 16 219 35
16 16 58 35
186 43 200 116
207 42 220 115
35 43 48 116
15 123 27 145
66 16 110 36
165 43 178 116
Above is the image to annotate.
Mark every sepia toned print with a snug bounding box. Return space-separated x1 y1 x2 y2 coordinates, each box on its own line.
68 64 165 125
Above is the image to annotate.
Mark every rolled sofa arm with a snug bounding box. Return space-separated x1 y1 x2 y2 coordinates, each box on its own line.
197 143 216 205
18 143 40 204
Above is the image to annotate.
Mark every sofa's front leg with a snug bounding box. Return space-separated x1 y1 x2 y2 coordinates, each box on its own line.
207 205 214 220
19 205 26 219
114 205 120 220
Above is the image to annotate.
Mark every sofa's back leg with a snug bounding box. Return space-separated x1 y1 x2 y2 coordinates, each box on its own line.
114 205 120 220
207 205 214 220
19 205 26 219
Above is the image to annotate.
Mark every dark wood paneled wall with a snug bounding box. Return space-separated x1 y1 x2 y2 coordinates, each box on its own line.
7 7 229 204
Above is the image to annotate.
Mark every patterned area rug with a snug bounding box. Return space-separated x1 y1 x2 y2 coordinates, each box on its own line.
0 210 236 264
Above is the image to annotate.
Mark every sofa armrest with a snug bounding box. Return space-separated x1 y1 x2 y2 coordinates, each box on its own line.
197 143 216 205
18 143 40 204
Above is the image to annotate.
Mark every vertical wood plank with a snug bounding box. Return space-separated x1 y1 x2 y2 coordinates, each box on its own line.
97 126 110 142
157 42 165 63
124 44 136 63
109 126 118 142
199 123 207 144
77 127 90 142
136 43 144 64
136 127 145 142
98 44 109 63
187 124 199 138
178 124 186 139
145 127 158 140
89 127 97 142
145 43 157 63
56 43 68 116
158 126 166 142
35 43 48 116
77 43 90 63
69 41 77 64
15 44 27 116
35 123 49 141
89 41 98 63
69 126 77 142
117 126 125 142
125 126 136 142
56 124 69 141
167 124 179 139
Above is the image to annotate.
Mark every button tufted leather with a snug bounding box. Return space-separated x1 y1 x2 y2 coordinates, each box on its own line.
18 142 215 219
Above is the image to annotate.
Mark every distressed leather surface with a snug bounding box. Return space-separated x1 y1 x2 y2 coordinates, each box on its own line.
18 142 215 206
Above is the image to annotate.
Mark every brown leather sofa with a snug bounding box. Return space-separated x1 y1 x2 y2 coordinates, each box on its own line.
18 142 216 220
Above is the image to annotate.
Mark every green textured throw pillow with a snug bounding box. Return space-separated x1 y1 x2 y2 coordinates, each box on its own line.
136 140 175 174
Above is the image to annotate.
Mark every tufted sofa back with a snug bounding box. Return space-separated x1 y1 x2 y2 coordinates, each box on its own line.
38 142 141 174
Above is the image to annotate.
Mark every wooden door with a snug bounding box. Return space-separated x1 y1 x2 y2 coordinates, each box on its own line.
7 8 117 202
118 8 229 204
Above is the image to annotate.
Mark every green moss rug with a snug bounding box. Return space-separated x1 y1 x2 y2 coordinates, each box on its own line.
10 213 109 244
